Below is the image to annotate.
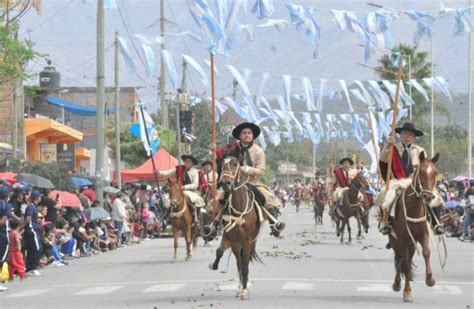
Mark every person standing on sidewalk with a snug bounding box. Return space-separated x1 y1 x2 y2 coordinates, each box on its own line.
24 190 43 276
0 187 10 291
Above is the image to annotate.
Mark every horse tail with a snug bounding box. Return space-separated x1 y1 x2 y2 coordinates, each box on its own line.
401 259 416 281
249 243 264 265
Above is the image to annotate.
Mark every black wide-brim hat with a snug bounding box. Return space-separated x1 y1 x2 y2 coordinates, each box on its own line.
232 122 261 140
201 160 212 167
395 122 424 137
181 155 198 165
339 157 354 165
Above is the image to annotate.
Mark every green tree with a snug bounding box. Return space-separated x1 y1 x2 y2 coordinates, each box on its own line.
106 121 177 167
420 124 468 178
374 43 450 130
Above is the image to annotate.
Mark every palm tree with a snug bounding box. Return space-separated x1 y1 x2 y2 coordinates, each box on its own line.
374 43 450 130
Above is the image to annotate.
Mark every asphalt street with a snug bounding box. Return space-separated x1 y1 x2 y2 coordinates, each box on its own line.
0 204 472 309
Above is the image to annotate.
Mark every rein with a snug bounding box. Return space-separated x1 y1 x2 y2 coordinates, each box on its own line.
169 186 187 218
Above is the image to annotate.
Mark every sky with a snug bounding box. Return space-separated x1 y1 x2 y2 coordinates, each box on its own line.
19 0 472 113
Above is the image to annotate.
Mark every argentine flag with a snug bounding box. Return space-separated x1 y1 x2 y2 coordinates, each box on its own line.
129 106 160 156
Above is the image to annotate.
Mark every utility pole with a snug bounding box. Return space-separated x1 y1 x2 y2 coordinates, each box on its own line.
114 31 122 190
95 0 105 203
430 38 435 157
408 54 413 121
181 58 187 93
232 79 238 100
159 0 168 129
468 0 473 179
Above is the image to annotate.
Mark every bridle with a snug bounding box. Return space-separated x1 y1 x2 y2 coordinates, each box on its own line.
169 182 186 218
408 164 436 204
219 157 249 192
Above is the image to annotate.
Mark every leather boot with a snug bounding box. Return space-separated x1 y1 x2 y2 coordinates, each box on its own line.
380 208 391 235
431 207 445 235
268 207 285 237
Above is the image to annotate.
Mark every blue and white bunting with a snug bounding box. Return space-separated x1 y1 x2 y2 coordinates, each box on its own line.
182 54 209 87
302 77 315 111
405 10 436 44
227 65 251 96
407 79 429 102
187 0 224 43
141 43 156 78
316 78 327 112
283 75 293 111
116 36 137 73
251 0 275 19
286 3 321 58
161 50 178 90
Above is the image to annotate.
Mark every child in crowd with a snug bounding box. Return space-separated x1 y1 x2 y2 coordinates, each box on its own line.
8 220 26 280
140 202 150 240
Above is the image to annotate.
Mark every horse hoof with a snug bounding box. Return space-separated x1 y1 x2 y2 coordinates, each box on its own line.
392 282 401 292
172 258 177 264
185 256 192 261
240 289 249 300
425 277 436 287
209 263 217 271
403 291 413 302
235 289 243 298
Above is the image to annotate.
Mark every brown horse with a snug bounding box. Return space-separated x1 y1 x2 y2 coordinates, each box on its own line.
168 179 198 263
389 152 439 302
312 184 328 225
209 156 262 300
332 172 369 243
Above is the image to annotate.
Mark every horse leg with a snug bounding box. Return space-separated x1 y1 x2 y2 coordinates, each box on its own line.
402 246 415 302
335 217 341 237
356 214 362 240
239 244 252 301
340 220 345 244
421 233 436 287
184 224 192 261
392 250 402 292
232 245 244 298
209 237 230 270
172 222 178 263
347 219 352 243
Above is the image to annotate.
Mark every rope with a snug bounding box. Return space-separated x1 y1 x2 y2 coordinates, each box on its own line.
401 189 422 255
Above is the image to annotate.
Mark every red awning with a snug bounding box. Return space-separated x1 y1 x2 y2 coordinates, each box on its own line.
121 148 179 183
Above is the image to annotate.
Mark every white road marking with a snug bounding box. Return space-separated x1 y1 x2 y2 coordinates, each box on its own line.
142 284 186 293
74 286 123 295
10 278 474 290
5 289 50 298
433 285 462 295
356 284 392 292
282 282 315 290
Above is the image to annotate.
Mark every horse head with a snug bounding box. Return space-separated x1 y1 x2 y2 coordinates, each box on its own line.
415 152 440 204
168 179 184 210
352 172 369 190
219 156 241 193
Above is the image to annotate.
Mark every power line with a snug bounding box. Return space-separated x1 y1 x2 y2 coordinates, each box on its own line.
20 0 74 37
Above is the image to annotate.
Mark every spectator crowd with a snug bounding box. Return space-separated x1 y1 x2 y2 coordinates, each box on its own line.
0 183 167 292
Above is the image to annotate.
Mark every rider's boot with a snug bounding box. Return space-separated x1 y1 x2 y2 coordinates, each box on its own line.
203 201 225 240
268 207 285 237
379 207 392 235
431 206 445 235
359 205 366 217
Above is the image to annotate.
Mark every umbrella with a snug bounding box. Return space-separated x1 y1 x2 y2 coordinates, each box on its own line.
83 207 110 221
0 172 17 184
71 177 93 187
15 173 54 189
48 190 81 207
445 200 461 208
103 186 120 194
84 188 96 201
453 175 468 182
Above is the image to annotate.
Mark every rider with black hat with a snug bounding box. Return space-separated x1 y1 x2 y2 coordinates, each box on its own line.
210 122 285 238
157 154 205 215
379 122 445 236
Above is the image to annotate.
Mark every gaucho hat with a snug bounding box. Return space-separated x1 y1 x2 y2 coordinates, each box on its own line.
232 122 261 140
339 157 354 165
181 155 198 165
395 122 424 137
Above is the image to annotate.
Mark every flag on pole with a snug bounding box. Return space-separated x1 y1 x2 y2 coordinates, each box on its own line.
130 105 160 156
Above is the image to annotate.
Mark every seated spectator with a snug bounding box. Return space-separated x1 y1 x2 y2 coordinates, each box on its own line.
55 220 77 258
42 223 66 267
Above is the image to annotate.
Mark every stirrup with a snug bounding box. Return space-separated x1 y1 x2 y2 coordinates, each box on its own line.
434 225 445 236
380 226 392 235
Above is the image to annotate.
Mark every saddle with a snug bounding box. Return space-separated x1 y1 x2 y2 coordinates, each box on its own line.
246 184 266 209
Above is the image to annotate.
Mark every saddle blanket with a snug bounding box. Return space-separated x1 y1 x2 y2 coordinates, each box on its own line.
334 187 363 203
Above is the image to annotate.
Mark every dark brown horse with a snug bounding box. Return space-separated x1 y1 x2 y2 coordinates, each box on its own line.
209 156 262 300
168 179 198 263
332 172 368 243
312 184 328 225
389 152 439 302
